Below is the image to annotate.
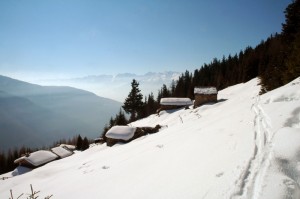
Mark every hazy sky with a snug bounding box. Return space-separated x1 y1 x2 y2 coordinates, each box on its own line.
0 0 291 81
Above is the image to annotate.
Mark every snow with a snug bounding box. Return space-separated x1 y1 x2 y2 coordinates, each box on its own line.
59 144 76 151
11 166 33 176
0 77 299 199
0 166 33 179
160 97 193 106
194 87 217 94
51 146 73 158
14 150 58 167
105 125 136 140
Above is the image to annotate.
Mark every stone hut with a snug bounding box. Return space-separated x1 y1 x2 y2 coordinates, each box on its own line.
105 125 161 147
194 87 218 107
159 98 193 112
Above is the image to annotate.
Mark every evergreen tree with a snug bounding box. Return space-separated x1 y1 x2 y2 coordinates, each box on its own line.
122 79 144 122
0 152 6 174
161 84 170 98
174 76 185 97
284 33 300 82
76 135 83 150
170 80 176 96
282 0 300 83
147 92 158 115
115 109 128 125
82 137 90 150
282 0 300 44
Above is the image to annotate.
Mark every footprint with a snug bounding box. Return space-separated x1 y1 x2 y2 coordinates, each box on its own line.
83 169 94 174
78 164 90 170
102 166 110 169
216 172 224 177
283 179 295 189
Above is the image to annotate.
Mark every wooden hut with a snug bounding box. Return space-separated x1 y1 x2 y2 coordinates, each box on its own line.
105 126 137 146
14 150 58 168
59 144 76 151
51 146 73 158
194 87 218 107
105 125 161 147
159 98 193 111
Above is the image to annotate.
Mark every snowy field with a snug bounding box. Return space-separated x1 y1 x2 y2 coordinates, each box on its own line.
0 77 300 199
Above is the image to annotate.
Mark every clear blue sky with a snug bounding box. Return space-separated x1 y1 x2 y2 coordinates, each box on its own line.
0 0 291 80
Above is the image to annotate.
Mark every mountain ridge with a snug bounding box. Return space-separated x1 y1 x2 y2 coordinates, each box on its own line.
0 75 122 151
31 71 181 101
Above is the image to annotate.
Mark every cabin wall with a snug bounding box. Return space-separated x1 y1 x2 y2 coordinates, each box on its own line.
160 105 187 111
106 126 161 147
194 94 217 107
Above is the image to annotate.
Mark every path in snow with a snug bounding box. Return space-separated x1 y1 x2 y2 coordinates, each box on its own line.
231 77 300 199
231 96 273 199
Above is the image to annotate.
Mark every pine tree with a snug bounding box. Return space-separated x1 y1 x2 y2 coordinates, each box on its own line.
122 79 144 122
147 92 158 115
161 84 170 98
282 0 300 83
76 135 83 150
82 137 90 150
170 80 176 96
0 152 6 174
282 0 300 44
115 109 128 125
284 33 300 82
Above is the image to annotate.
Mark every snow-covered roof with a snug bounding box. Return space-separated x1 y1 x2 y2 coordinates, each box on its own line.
160 98 193 106
14 150 58 167
194 87 217 95
51 146 73 158
105 126 136 141
59 144 76 151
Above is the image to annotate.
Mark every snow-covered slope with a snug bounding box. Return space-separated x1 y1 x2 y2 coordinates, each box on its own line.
0 77 299 199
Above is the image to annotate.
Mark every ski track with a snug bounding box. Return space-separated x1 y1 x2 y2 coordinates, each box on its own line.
231 96 274 199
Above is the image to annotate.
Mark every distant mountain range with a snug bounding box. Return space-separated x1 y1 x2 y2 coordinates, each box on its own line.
0 75 122 151
33 71 181 102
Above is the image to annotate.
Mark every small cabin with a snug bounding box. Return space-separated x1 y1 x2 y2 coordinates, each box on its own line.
51 146 73 158
105 125 161 147
105 126 137 146
194 87 218 107
59 144 76 151
14 150 59 168
159 98 193 111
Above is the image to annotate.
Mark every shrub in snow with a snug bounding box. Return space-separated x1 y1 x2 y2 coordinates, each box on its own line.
9 184 52 199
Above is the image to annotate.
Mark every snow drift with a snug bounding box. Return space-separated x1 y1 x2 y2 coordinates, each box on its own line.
0 77 299 199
